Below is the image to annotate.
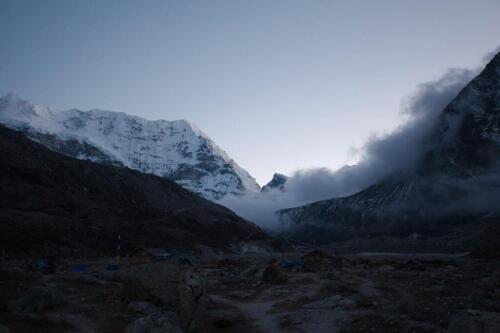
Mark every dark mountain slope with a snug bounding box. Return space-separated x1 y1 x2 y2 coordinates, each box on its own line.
279 52 500 244
423 52 500 174
0 125 268 257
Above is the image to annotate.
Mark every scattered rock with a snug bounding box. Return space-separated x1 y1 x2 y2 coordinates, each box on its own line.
129 301 159 315
47 272 100 285
213 258 238 268
379 264 396 272
121 276 149 302
357 298 375 308
13 286 64 313
240 264 262 280
303 295 354 309
448 310 500 333
407 323 438 333
99 270 128 283
125 312 182 333
302 250 342 272
0 294 8 313
408 232 421 241
211 318 233 329
280 314 302 329
402 260 426 271
0 324 10 333
227 290 254 300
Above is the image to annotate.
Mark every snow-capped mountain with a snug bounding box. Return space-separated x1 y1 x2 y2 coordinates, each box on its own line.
0 94 260 200
279 52 500 243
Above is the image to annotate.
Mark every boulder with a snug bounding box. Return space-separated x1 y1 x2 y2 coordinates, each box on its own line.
178 269 207 333
261 264 288 284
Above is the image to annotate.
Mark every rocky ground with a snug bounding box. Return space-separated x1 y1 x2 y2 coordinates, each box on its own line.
0 251 499 332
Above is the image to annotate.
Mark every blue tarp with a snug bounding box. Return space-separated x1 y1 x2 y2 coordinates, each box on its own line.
282 260 304 269
35 259 48 271
106 264 120 271
71 264 89 273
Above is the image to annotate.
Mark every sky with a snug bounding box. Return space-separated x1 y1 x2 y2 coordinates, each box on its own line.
1 1 500 185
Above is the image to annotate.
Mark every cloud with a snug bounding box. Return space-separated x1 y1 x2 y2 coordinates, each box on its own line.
219 48 497 230
401 68 476 118
355 66 478 180
481 45 500 64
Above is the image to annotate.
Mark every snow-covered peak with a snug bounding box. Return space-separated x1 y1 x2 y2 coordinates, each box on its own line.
0 94 261 200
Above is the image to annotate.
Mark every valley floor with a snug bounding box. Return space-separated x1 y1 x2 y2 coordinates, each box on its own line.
1 252 499 332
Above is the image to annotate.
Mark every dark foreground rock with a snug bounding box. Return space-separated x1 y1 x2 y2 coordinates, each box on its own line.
448 310 500 333
1 252 499 332
13 287 64 313
261 263 288 284
178 268 207 332
125 312 182 333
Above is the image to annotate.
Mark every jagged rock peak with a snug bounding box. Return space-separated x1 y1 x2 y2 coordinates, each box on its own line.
261 173 288 192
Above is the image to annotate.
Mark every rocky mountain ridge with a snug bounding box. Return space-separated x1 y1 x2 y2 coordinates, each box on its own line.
261 173 288 193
